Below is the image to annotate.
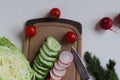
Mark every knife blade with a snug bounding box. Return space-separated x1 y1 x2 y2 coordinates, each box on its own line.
71 47 90 80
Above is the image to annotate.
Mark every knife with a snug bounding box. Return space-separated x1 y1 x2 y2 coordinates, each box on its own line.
71 47 90 80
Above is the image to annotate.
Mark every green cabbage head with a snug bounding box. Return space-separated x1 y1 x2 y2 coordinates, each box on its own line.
0 37 35 80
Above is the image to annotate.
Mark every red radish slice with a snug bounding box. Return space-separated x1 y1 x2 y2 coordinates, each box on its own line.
47 77 54 80
57 60 71 68
50 77 54 80
50 77 62 80
50 78 54 80
47 77 53 80
54 62 65 71
53 67 66 77
50 70 62 80
47 77 50 80
59 51 74 65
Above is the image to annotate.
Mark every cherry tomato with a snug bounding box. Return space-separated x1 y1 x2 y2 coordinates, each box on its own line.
49 8 61 19
99 17 113 30
25 26 36 38
65 31 77 43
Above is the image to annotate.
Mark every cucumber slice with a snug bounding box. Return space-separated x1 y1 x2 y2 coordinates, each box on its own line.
31 72 36 80
40 48 57 62
33 56 46 68
36 77 44 80
33 59 49 72
35 56 43 65
46 36 61 52
35 56 49 68
42 43 59 57
33 63 48 76
38 54 54 68
34 71 45 80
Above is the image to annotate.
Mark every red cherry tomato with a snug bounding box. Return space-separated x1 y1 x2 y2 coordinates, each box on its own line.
25 26 36 38
99 17 113 30
49 8 61 19
65 31 77 43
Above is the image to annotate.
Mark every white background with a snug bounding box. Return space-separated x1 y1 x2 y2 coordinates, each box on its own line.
0 0 120 79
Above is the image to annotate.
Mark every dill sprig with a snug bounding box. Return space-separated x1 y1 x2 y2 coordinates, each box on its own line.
84 51 119 80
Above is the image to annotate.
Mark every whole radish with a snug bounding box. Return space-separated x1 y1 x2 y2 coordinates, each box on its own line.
117 13 120 26
99 17 113 30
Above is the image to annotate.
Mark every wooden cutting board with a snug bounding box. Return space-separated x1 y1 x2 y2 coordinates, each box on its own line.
23 18 82 80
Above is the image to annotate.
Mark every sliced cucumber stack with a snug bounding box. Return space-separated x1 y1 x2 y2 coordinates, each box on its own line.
46 36 61 52
33 64 48 76
33 59 49 72
32 36 61 79
38 53 54 68
40 48 56 62
42 42 59 57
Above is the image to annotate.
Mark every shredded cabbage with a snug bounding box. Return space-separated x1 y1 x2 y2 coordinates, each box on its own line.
0 37 35 80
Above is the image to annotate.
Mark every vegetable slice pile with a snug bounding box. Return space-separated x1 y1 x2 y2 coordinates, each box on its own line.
48 51 73 80
0 37 35 80
32 36 61 80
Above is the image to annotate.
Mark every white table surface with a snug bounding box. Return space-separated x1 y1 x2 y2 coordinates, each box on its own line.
0 0 120 79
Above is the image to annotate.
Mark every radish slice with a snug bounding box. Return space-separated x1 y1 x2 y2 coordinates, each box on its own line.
50 77 54 80
57 60 71 68
59 51 74 65
47 77 53 80
54 62 65 71
47 76 50 80
47 77 54 80
53 67 66 77
50 70 62 80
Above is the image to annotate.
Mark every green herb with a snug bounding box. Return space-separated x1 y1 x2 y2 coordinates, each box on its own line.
84 51 119 80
